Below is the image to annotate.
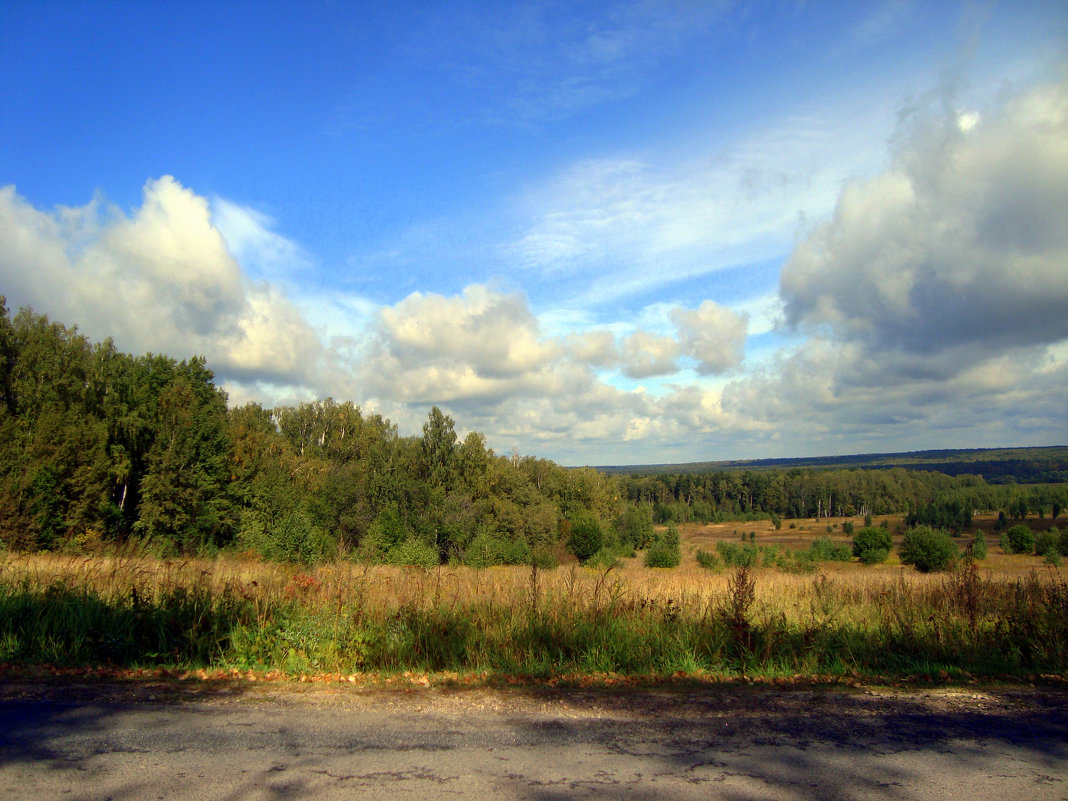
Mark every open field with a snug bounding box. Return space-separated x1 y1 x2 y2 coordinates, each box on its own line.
1 514 1066 684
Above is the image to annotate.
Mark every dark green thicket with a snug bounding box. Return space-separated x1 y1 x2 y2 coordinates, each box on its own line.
900 526 959 572
853 526 892 564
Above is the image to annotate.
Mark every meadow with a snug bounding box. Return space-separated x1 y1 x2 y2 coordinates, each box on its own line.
2 515 1066 685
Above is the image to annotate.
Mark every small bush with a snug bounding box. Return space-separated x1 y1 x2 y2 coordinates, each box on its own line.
852 526 892 565
807 537 851 562
695 549 721 570
1034 529 1060 557
970 531 987 560
388 537 439 568
716 541 758 567
900 525 958 573
644 525 680 568
843 521 855 535
771 515 782 530
1002 524 1034 554
1044 550 1063 567
588 546 622 569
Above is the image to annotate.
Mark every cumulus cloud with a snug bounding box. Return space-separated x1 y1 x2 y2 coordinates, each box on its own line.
723 75 1068 454
619 330 680 378
671 300 749 374
360 285 561 405
780 76 1068 377
0 176 323 389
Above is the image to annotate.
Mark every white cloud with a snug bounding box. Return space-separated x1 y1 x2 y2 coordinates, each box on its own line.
619 329 681 379
671 300 749 374
212 198 312 282
780 76 1068 376
0 176 324 390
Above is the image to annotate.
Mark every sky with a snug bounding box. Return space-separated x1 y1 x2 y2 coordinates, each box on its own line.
1 1 1066 466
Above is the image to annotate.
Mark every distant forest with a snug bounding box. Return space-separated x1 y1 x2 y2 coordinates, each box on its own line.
598 446 1068 485
2 298 1065 563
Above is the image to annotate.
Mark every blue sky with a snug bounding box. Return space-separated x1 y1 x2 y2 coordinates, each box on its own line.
2 0 1066 464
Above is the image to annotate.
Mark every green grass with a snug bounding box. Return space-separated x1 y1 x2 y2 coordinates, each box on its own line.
1 553 1067 682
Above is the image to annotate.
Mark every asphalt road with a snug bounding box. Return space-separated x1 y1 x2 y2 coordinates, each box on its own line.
1 680 1066 800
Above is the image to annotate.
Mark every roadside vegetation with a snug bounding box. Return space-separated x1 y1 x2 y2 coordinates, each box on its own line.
1 515 1066 683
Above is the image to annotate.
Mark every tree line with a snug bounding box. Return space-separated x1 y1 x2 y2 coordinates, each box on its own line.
1 299 1063 564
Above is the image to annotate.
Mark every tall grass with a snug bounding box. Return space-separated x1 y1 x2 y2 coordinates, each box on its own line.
1 550 1066 681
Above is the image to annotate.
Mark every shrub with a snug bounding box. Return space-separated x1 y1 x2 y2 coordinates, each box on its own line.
716 541 758 567
567 512 604 563
588 546 622 569
842 521 855 535
644 525 680 568
807 537 851 562
852 526 892 564
695 549 721 570
771 515 782 530
388 537 439 568
1002 524 1034 554
1034 529 1060 557
900 525 958 573
970 531 987 560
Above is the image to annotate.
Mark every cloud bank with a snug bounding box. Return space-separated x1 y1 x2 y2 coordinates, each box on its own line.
1 75 1066 463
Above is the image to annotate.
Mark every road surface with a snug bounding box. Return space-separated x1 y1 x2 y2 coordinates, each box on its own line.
1 679 1066 800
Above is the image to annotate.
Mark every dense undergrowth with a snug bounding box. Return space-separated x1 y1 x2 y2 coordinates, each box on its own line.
2 553 1066 682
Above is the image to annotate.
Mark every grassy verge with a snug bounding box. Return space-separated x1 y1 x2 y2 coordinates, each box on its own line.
1 552 1066 683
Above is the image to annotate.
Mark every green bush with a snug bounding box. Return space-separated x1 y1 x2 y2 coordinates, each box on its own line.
970 531 987 560
388 537 439 568
843 521 855 535
695 549 721 570
1002 524 1034 554
567 512 604 563
852 526 892 564
806 537 851 562
900 525 958 573
1034 529 1060 557
644 525 680 568
716 541 757 567
588 546 622 569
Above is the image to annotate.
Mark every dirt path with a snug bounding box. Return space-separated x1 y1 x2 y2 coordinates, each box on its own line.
2 679 1066 800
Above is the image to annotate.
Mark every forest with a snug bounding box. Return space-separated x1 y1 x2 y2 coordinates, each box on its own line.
2 297 1065 565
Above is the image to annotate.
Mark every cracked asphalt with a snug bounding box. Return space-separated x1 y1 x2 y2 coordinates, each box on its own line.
1 680 1066 800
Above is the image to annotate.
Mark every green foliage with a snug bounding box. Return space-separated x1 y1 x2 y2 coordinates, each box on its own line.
644 525 680 568
1033 528 1059 557
852 526 892 564
970 531 987 560
842 521 854 535
695 549 722 570
389 537 439 568
464 529 531 568
587 546 622 569
612 504 654 549
715 541 758 567
566 512 604 564
900 525 958 572
806 537 851 562
1002 524 1035 554
907 498 971 532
